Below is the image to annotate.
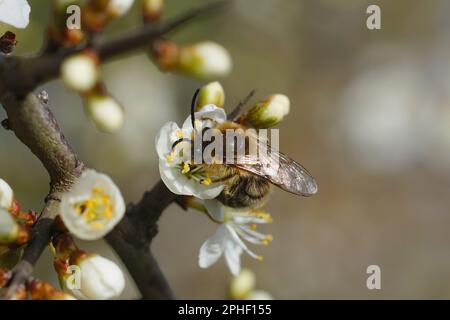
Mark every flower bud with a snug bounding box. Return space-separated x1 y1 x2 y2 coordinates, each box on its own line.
245 94 290 128
178 42 232 79
229 268 256 300
108 0 135 17
60 169 126 240
0 179 13 210
143 0 164 22
153 41 232 79
29 279 76 300
61 52 99 93
247 290 273 300
0 208 19 244
71 255 125 300
84 94 124 133
195 81 225 110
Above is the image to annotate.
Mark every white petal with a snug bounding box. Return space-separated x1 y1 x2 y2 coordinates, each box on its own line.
155 121 180 160
78 256 125 299
0 178 13 210
198 225 228 268
192 183 224 199
204 199 224 222
159 160 194 196
224 236 243 276
0 0 30 29
226 224 260 260
182 104 227 129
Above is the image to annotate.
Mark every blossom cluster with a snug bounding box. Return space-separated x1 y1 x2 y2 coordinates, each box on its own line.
155 81 291 275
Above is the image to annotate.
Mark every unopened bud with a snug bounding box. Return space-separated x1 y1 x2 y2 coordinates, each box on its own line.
0 208 19 244
229 268 256 300
108 0 135 17
84 94 124 133
195 81 225 110
246 290 273 300
178 42 232 79
70 255 125 300
143 0 164 22
153 41 232 79
245 94 290 128
0 179 13 210
61 52 99 93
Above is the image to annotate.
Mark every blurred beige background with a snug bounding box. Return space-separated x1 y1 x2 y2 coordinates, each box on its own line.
2 0 450 299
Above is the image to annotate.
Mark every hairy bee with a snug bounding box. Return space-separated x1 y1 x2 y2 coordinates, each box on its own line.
185 90 318 209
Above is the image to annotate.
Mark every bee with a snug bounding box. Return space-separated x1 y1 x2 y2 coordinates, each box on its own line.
177 89 318 209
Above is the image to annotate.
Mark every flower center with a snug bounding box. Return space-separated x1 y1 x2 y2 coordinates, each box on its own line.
73 188 113 230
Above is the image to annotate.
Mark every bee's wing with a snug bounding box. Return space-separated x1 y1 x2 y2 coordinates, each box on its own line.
233 148 318 196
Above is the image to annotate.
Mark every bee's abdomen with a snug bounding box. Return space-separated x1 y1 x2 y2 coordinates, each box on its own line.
218 174 271 208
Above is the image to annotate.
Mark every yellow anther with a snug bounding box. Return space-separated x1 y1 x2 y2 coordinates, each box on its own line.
166 154 174 163
202 178 212 186
182 163 190 174
90 222 105 230
256 255 264 262
262 240 269 246
266 234 273 241
250 224 257 230
73 188 114 227
176 130 184 138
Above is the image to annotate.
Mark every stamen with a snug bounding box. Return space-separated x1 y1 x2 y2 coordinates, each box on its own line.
176 130 184 138
73 188 114 229
181 163 190 174
202 178 212 186
166 154 174 163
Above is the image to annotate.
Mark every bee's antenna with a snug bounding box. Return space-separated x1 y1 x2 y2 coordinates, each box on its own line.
191 88 200 129
227 89 256 121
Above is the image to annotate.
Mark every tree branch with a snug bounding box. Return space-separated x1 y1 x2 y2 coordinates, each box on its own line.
0 0 228 96
105 181 178 299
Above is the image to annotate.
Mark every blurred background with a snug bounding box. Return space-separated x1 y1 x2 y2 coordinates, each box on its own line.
2 0 450 299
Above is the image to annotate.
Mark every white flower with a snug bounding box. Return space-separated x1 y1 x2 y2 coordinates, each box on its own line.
156 104 226 199
247 290 273 300
195 81 225 110
60 169 125 240
108 0 134 17
246 94 290 128
199 203 273 276
0 0 30 29
0 208 18 244
0 178 13 210
229 268 256 299
178 42 232 79
84 94 124 133
70 255 125 300
61 53 99 93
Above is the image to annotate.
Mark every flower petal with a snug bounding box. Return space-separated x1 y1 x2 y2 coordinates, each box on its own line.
193 183 224 199
182 104 227 129
155 121 180 160
204 199 225 222
0 0 30 29
224 236 243 276
159 160 194 196
198 225 228 268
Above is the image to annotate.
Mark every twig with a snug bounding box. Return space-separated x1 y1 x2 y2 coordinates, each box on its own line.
0 0 228 96
227 89 256 121
105 180 178 299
